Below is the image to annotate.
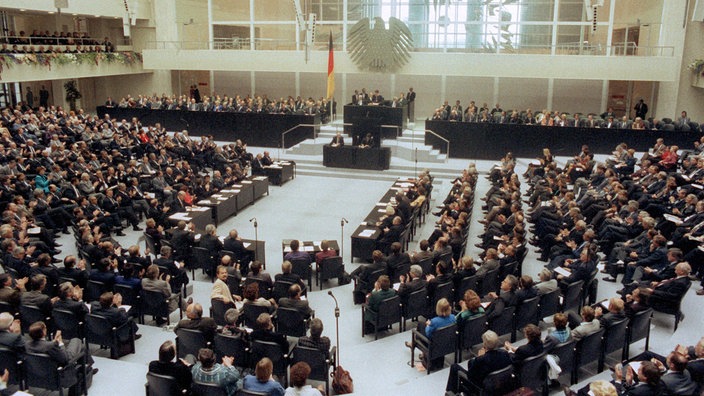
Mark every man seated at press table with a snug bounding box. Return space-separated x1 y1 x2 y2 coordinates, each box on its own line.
359 133 375 149
329 132 345 148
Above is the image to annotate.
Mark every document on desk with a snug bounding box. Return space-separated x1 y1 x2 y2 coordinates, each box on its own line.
242 180 253 184
253 176 268 181
243 242 251 248
359 229 376 238
663 214 683 225
302 246 315 252
554 267 571 277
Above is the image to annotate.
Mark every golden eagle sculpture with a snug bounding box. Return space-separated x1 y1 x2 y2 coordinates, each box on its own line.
347 17 414 73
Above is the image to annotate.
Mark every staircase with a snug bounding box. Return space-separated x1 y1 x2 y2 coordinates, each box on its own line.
278 121 455 181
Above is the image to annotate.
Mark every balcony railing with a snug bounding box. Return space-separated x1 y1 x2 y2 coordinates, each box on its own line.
146 39 674 57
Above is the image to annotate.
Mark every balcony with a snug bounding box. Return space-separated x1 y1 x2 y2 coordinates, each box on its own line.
0 51 147 82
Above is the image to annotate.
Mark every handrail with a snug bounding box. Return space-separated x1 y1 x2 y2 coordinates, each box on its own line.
424 129 450 160
380 124 401 139
281 123 318 149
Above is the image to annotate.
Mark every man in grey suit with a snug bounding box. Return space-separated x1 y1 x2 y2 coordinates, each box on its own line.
26 321 96 372
570 306 600 341
660 351 697 395
0 312 24 353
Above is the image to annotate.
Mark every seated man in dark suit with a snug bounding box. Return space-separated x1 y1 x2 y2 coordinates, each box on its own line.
445 329 512 393
0 273 27 312
386 242 411 281
90 291 141 340
148 340 193 393
676 337 704 385
153 245 189 292
58 256 89 289
174 302 218 343
639 262 692 308
504 324 544 366
250 313 289 354
223 229 253 272
53 282 89 322
169 220 196 264
277 284 313 319
397 265 427 306
350 250 387 302
274 261 307 296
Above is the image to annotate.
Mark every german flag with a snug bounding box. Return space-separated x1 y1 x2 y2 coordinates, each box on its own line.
326 31 335 99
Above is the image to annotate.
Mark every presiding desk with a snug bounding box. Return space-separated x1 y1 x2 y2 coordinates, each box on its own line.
344 104 407 139
168 206 212 233
323 145 391 170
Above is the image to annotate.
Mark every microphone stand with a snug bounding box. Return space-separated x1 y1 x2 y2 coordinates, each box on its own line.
340 217 348 262
250 217 260 268
328 291 340 365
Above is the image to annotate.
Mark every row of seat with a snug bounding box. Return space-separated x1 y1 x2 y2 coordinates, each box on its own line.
170 328 336 394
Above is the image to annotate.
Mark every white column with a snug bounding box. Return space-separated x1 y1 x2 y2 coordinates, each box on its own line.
655 0 688 118
600 80 609 112
547 78 554 110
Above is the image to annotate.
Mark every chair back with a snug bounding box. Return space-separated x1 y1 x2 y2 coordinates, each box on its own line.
551 339 576 379
290 257 312 289
603 318 628 356
209 298 229 326
482 365 517 396
192 247 215 274
538 289 561 320
19 304 48 335
114 284 140 312
191 380 228 396
403 288 429 320
489 305 515 338
175 328 209 359
140 289 169 319
368 268 386 286
319 256 344 288
0 301 15 315
250 340 288 382
243 278 271 300
85 280 108 302
456 275 478 302
417 257 433 275
143 232 157 256
431 281 454 309
519 352 548 393
0 346 24 388
499 261 518 280
577 327 605 368
146 372 183 396
272 280 294 302
242 304 270 328
459 313 487 351
290 346 332 389
213 333 249 368
275 307 308 337
225 274 241 297
514 296 540 332
85 313 113 346
428 323 457 361
51 308 83 340
562 280 584 315
625 308 653 360
24 351 77 390
480 267 500 296
437 252 453 266
376 295 402 331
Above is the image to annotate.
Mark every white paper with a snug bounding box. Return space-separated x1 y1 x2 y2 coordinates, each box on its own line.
359 229 376 237
554 267 571 277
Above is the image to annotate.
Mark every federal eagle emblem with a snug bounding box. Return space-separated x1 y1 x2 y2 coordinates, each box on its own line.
347 17 414 73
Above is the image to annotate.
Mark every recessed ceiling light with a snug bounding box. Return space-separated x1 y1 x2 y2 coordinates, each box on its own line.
19 9 25 11
48 11 55 14
95 15 101 17
72 13 77 16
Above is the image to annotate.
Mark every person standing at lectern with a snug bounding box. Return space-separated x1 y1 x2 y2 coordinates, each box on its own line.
359 133 375 148
406 87 416 122
330 132 344 147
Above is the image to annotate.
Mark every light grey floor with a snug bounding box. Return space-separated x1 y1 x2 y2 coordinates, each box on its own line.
43 138 704 396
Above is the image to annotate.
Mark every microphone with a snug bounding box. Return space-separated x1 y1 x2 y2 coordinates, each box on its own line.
249 217 256 222
341 217 348 224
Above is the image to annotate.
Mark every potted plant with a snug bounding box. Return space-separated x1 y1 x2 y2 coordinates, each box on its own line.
687 59 704 87
64 80 82 111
